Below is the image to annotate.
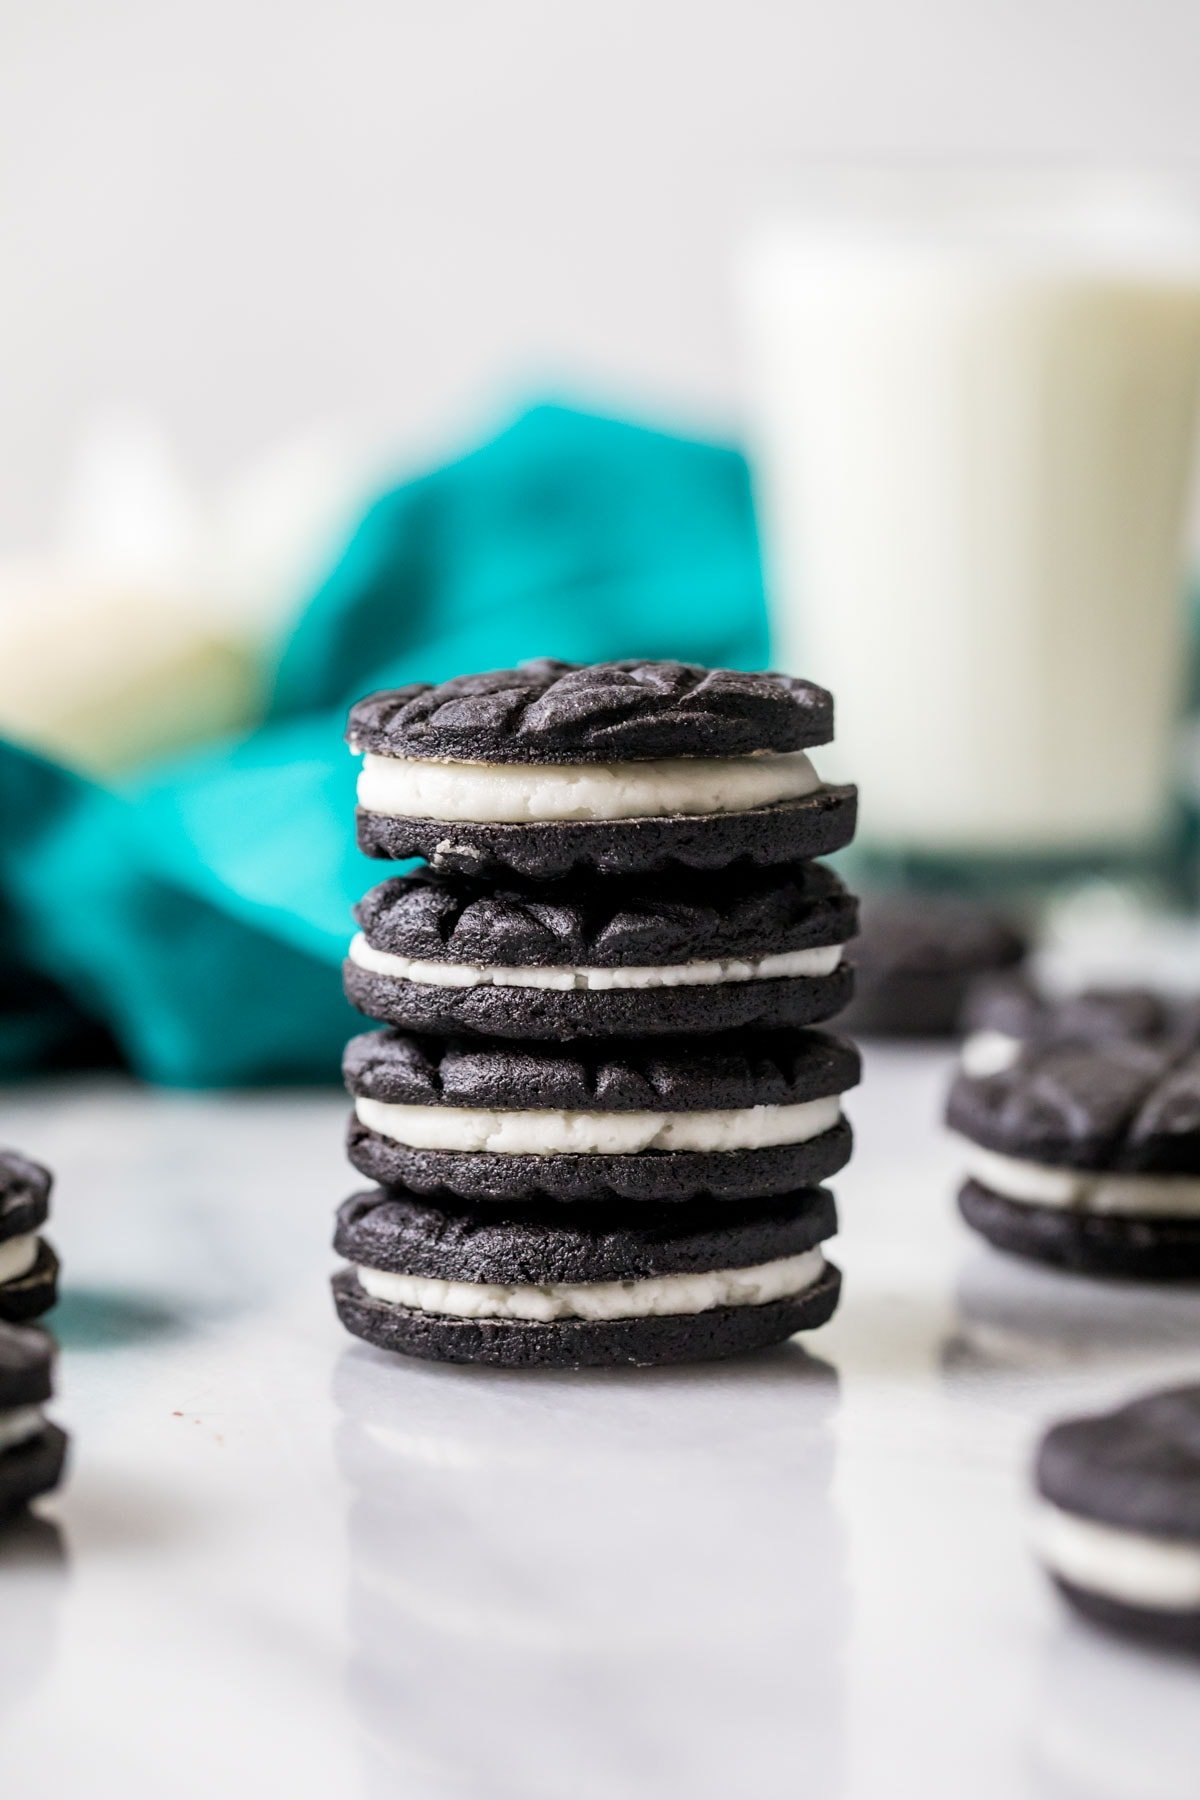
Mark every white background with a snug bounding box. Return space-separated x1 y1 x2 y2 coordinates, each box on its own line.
1 0 1199 548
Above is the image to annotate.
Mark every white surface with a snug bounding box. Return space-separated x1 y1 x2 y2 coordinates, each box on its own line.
354 750 820 822
3 1048 1200 1800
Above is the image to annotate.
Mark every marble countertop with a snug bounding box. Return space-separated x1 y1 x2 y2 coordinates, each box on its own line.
2 1048 1198 1799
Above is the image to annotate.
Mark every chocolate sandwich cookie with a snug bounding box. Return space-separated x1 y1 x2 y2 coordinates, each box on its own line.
345 861 857 1039
947 1040 1200 1278
348 659 857 878
961 974 1200 1077
0 1322 67 1517
1034 1385 1200 1650
838 895 1026 1038
332 1185 841 1367
345 1027 859 1203
0 1151 57 1323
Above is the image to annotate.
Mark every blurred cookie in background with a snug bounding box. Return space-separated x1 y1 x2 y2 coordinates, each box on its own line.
1034 1385 1200 1652
838 893 1027 1039
960 973 1200 1077
947 1039 1200 1280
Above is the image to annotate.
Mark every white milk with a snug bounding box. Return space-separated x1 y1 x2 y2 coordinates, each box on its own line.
740 185 1200 854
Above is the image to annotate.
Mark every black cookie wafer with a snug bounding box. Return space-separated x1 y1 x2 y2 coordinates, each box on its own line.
346 660 835 765
0 1322 66 1518
344 1027 858 1203
839 895 1026 1038
345 862 857 1038
355 789 859 881
958 1179 1200 1280
0 1242 60 1324
963 975 1183 1055
0 1150 51 1243
331 1185 841 1368
947 1039 1200 1174
1034 1385 1200 1650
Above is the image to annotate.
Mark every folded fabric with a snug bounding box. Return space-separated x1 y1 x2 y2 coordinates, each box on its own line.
0 404 767 1085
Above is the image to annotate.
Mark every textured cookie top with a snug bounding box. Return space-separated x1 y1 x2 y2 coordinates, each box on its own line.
854 895 1026 979
964 974 1200 1049
334 1186 836 1284
354 862 856 967
346 659 833 765
344 1027 860 1113
947 1039 1200 1172
0 1149 51 1243
0 1319 53 1410
1037 1385 1200 1539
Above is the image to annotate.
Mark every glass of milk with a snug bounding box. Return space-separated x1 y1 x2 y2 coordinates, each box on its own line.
739 171 1200 880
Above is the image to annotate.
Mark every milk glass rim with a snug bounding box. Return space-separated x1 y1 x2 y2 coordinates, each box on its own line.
743 165 1200 277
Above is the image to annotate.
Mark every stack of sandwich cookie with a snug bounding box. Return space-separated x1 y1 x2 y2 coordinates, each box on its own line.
333 658 861 1367
0 1150 58 1324
1034 1385 1200 1650
0 1323 67 1517
947 1039 1200 1278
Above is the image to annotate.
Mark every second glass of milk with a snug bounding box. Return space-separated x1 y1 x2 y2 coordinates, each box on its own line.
739 173 1200 870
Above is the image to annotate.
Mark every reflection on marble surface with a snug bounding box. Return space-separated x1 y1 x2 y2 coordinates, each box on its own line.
335 1345 845 1800
1 1057 1199 1798
1026 1622 1200 1800
945 1249 1200 1379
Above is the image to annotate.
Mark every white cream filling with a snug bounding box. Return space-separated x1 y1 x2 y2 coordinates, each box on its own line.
0 1234 38 1285
348 931 845 992
0 1405 45 1455
960 1029 1023 1077
964 1144 1200 1218
356 1247 826 1322
354 749 822 823
1034 1501 1200 1611
355 1092 842 1156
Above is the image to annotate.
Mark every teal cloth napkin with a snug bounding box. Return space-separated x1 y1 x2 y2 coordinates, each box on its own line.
0 404 767 1086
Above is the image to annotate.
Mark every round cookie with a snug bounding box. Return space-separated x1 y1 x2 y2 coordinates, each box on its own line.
948 1040 1200 1278
838 895 1026 1038
0 1152 57 1323
332 1185 842 1367
1034 1385 1200 1650
0 1322 67 1518
961 974 1200 1076
347 659 856 878
344 1027 859 1204
344 861 857 1039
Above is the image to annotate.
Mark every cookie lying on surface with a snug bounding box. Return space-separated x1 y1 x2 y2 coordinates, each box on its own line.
838 894 1026 1039
332 1185 841 1367
961 974 1200 1077
0 1322 67 1517
345 1027 859 1203
348 660 857 877
947 1040 1200 1278
1034 1385 1200 1650
0 1151 58 1324
345 861 857 1039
